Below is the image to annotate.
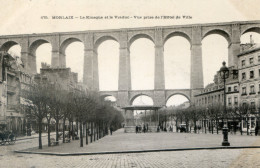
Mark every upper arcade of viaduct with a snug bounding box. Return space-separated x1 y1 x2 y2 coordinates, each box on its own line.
1 20 260 106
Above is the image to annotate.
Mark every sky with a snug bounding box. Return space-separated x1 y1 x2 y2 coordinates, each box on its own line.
3 0 260 106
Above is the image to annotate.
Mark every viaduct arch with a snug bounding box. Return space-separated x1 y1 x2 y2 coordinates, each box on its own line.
1 21 260 106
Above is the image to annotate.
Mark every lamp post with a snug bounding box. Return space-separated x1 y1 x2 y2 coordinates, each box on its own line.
219 61 230 146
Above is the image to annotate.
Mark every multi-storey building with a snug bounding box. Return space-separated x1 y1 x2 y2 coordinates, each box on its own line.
0 52 32 135
194 66 239 108
237 44 260 132
194 39 259 133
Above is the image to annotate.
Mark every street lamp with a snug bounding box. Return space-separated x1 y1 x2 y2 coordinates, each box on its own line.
219 61 230 146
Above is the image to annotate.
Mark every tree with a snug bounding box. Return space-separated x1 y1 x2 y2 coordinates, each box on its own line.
47 83 64 142
239 103 250 135
200 107 209 134
21 78 50 149
208 103 223 134
189 106 201 133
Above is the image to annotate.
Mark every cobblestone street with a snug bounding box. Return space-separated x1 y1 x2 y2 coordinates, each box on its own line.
23 129 259 154
1 130 260 167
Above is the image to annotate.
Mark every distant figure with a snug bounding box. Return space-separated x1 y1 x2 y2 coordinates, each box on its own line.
136 125 138 134
110 127 113 135
255 124 259 136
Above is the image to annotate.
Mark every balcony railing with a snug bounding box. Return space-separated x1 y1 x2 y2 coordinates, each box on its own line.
7 104 17 110
7 85 16 94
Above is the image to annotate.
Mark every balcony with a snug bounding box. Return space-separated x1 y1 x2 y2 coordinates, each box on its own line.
249 92 256 95
7 104 17 110
7 85 16 94
241 93 247 96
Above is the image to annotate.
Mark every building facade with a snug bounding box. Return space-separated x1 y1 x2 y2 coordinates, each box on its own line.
0 52 32 135
238 44 260 132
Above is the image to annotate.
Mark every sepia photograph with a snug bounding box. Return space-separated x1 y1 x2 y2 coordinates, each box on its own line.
0 0 260 167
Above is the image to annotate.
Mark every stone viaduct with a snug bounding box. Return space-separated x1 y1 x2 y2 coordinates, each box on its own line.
0 20 260 107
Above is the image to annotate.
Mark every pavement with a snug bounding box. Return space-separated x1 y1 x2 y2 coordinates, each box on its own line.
1 129 260 167
17 128 260 155
16 132 56 141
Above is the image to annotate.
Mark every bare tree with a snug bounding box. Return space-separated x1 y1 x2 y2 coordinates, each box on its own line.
21 78 50 149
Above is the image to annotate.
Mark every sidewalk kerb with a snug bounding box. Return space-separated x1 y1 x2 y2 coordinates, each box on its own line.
14 146 260 156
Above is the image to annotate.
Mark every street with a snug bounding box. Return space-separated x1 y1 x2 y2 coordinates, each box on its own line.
1 131 260 167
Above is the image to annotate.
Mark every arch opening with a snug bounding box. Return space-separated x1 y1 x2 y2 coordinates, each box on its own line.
166 94 190 108
8 44 21 58
94 36 118 52
131 95 154 106
202 34 228 87
97 40 119 91
0 41 19 52
130 38 155 90
60 38 82 56
164 36 191 89
240 31 260 45
65 41 84 82
129 34 154 48
131 95 154 123
242 27 260 35
203 29 231 44
29 39 52 74
164 32 191 45
103 95 117 106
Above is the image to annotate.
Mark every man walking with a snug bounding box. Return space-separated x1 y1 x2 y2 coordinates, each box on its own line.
110 126 113 135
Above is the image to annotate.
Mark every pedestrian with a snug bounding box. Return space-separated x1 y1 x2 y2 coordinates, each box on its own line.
255 123 259 136
110 126 113 135
136 125 138 134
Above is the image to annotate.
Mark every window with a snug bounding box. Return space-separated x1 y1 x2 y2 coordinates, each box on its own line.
228 97 232 106
251 102 256 110
233 70 238 79
250 85 255 94
259 69 260 77
242 60 245 67
228 87 231 92
242 102 247 108
234 97 238 105
242 72 246 80
250 57 254 64
242 87 247 95
234 86 238 92
250 71 254 78
258 55 260 62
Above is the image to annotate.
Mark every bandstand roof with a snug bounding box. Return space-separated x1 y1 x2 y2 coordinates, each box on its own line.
121 105 162 111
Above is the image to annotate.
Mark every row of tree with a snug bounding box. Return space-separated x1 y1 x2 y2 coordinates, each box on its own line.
142 103 259 135
21 78 124 149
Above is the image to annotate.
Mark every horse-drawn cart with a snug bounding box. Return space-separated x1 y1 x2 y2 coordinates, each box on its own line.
0 130 16 145
0 131 16 145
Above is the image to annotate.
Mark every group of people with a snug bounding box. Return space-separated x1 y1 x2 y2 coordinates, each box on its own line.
135 124 149 133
